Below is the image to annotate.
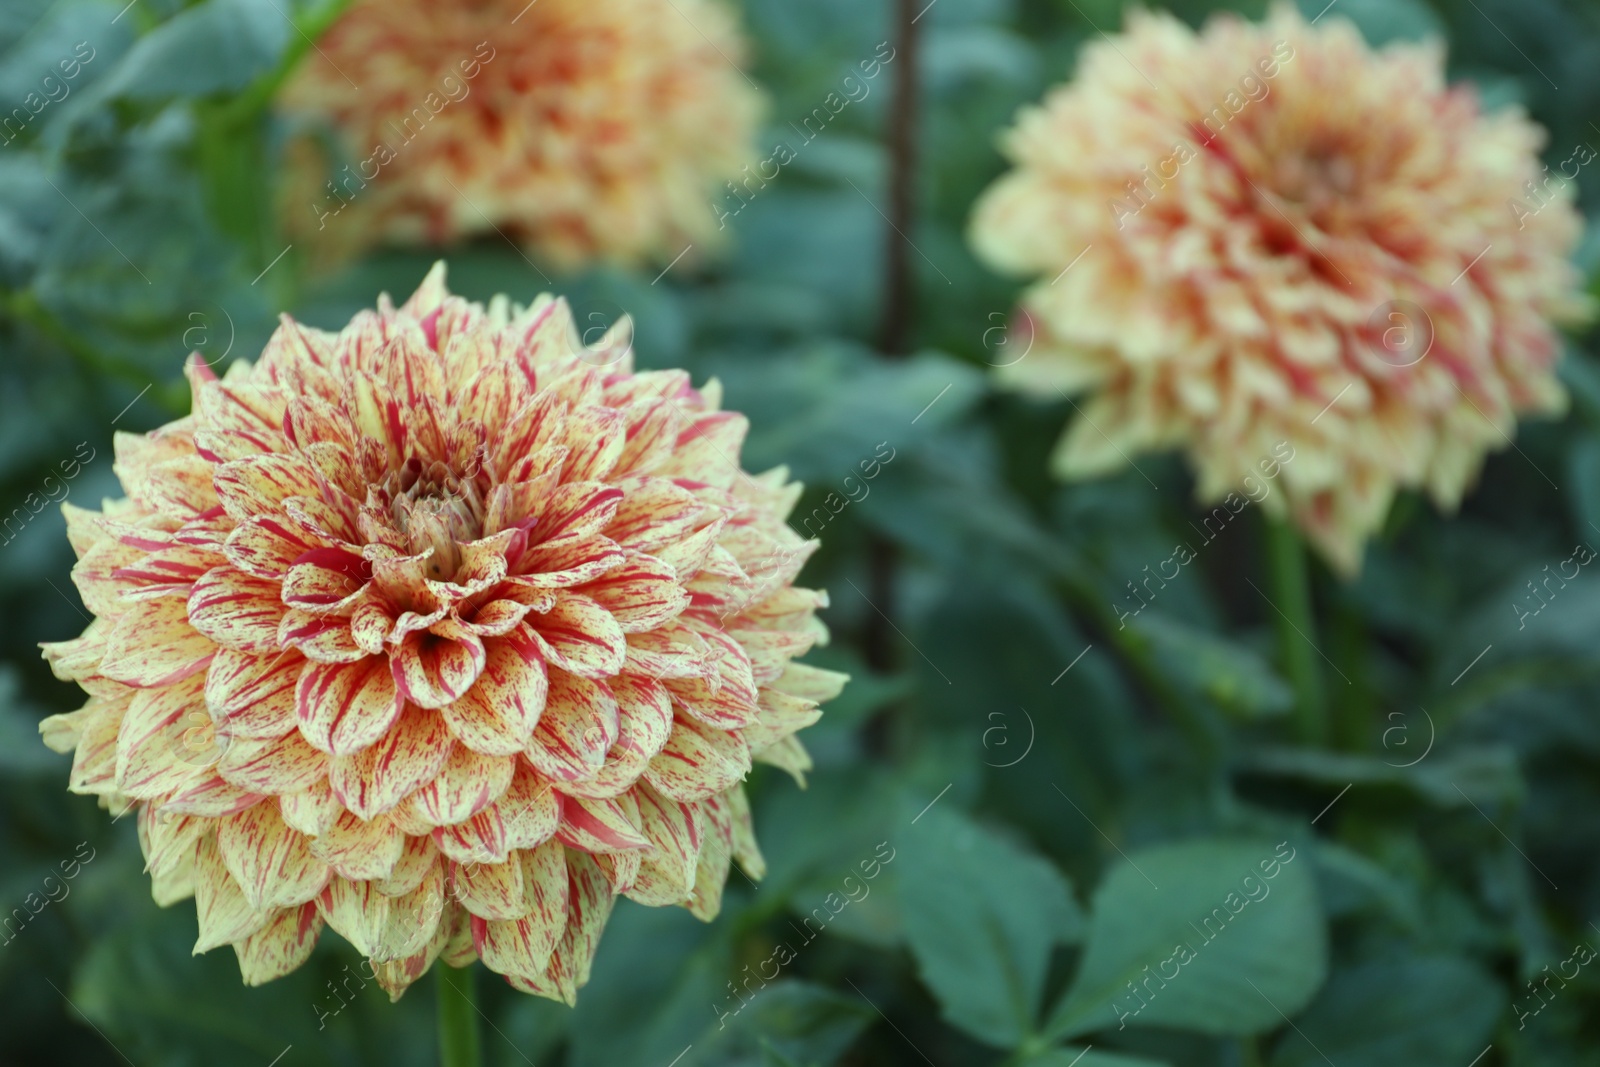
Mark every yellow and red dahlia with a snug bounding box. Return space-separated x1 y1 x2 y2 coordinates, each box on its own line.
971 5 1590 572
39 264 840 1000
280 0 763 269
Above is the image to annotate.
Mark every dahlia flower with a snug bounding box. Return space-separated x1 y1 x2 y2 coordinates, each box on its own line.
39 264 840 1001
971 5 1591 572
280 0 762 269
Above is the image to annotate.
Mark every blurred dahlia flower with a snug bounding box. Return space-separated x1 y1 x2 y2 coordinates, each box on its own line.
280 0 762 268
971 5 1590 572
39 264 839 1000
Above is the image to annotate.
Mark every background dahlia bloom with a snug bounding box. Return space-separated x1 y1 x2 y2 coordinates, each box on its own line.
38 264 840 1000
971 6 1591 572
280 0 762 269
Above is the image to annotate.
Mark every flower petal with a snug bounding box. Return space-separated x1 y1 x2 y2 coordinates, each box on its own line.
524 672 617 782
101 595 216 688
328 705 455 819
188 566 288 653
297 657 404 755
643 715 750 802
217 801 330 910
439 626 547 756
234 903 323 986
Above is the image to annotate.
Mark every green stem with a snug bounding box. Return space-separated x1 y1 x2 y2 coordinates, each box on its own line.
436 966 482 1067
1053 572 1220 766
1262 516 1326 746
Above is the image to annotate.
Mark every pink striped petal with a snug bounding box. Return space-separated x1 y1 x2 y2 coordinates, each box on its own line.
116 673 209 799
308 809 405 881
432 805 510 865
402 746 515 827
578 553 689 633
188 566 286 653
205 648 300 740
278 608 366 663
560 674 672 799
217 731 327 795
225 515 324 579
328 706 455 819
626 785 703 906
194 836 272 953
162 773 265 818
604 477 705 550
101 595 215 688
473 840 568 981
527 594 626 678
215 452 319 523
234 903 323 986
217 801 330 910
297 657 403 755
555 794 650 854
524 672 617 782
453 856 529 921
643 716 750 802
439 626 547 756
391 626 486 709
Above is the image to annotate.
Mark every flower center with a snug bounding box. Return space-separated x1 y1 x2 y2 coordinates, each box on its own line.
384 458 486 582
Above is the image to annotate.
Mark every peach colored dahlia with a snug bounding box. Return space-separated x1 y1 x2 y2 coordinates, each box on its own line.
971 5 1591 573
38 264 840 1001
280 0 762 269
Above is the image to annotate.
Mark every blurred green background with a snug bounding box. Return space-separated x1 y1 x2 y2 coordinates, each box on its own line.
4 0 1600 1064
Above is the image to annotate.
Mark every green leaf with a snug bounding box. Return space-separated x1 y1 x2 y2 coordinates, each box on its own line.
1019 1049 1172 1067
1300 0 1442 45
0 665 67 775
898 803 1083 1048
571 900 732 1067
1044 839 1326 1041
1269 956 1503 1067
1129 613 1292 721
695 980 872 1067
94 0 291 101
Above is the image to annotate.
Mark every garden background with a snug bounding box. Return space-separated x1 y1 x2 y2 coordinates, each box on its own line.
3 0 1600 1064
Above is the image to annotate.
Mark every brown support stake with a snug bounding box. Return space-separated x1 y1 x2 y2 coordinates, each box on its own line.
880 0 919 359
864 0 920 675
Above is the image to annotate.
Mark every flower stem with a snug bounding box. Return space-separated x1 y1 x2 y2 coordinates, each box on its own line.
436 966 482 1067
1262 516 1326 746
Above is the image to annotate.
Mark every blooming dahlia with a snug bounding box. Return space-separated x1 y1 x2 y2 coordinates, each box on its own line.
38 264 840 1000
971 5 1591 572
280 0 762 269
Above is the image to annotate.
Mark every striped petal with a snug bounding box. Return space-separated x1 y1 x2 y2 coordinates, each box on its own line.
234 903 323 986
308 809 405 881
392 626 486 709
217 802 330 910
194 836 272 953
402 746 514 827
555 794 650 854
439 626 546 756
643 716 750 802
101 595 215 688
205 648 300 740
525 593 626 677
297 657 403 756
328 706 454 819
578 553 689 633
524 672 617 782
473 841 568 981
453 856 528 921
626 785 702 907
188 567 287 653
217 731 326 795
